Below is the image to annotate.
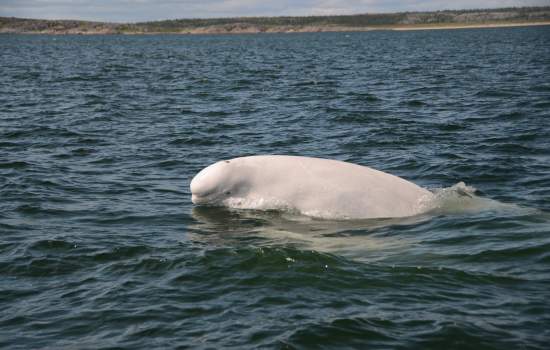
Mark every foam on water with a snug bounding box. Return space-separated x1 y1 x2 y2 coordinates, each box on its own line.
223 195 297 213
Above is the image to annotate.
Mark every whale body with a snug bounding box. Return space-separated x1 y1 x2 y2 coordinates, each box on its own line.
190 155 434 219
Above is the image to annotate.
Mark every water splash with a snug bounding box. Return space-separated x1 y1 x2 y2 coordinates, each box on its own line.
424 182 531 216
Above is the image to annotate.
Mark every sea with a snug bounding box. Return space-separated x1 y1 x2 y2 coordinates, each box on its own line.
1 26 550 349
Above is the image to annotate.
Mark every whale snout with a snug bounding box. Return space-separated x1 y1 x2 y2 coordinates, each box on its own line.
190 176 215 204
190 161 230 204
190 177 209 197
191 194 204 205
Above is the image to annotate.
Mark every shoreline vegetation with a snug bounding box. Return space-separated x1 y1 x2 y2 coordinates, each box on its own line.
1 7 550 35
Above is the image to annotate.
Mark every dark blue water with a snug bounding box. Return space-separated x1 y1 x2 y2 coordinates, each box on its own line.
1 27 550 349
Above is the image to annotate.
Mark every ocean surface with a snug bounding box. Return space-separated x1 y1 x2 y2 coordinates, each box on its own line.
1 26 550 349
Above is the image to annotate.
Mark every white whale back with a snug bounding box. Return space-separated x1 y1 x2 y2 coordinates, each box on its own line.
191 155 434 219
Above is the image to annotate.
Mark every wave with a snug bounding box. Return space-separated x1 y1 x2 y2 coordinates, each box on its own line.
423 182 532 216
188 181 542 261
213 181 531 221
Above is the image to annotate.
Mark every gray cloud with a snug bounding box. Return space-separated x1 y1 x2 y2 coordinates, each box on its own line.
0 0 548 22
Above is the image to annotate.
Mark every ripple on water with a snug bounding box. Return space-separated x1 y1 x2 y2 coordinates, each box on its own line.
1 28 550 349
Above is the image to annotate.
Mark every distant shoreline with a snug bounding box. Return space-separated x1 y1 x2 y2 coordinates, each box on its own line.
2 7 550 35
391 21 550 31
389 21 550 31
1 22 549 35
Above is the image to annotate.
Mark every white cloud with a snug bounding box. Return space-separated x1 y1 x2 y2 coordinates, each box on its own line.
0 0 548 22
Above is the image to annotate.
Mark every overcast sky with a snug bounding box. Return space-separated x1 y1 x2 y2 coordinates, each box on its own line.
1 0 549 22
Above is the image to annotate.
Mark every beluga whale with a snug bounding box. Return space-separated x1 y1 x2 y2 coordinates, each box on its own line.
190 155 434 219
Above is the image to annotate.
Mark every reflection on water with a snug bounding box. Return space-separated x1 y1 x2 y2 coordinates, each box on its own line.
189 183 540 263
190 206 427 260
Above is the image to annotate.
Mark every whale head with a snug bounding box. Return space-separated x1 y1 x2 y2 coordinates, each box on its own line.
190 160 247 205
